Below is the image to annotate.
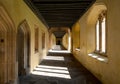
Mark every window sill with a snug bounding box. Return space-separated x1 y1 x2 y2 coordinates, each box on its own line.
75 48 80 52
88 52 108 63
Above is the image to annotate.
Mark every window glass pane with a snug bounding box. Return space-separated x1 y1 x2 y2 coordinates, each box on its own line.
42 32 45 49
35 28 39 51
96 21 99 51
101 17 106 53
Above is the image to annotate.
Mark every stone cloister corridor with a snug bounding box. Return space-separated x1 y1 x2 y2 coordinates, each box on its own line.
20 45 101 84
0 0 120 84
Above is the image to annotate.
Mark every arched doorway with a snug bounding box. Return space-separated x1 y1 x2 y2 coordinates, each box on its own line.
57 40 61 45
17 20 30 76
0 6 16 84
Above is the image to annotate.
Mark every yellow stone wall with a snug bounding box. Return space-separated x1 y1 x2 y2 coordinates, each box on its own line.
51 34 56 49
72 22 80 52
1 0 120 84
72 0 120 84
0 0 49 83
62 33 69 49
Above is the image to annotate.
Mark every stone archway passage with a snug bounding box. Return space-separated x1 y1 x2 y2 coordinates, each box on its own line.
0 6 16 84
17 20 31 76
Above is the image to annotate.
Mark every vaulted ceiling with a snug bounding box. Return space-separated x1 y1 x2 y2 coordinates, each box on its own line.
24 0 96 38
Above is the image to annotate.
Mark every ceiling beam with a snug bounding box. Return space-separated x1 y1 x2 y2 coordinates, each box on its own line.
35 5 88 9
36 7 86 10
35 4 90 8
39 10 84 14
33 1 92 4
33 0 92 1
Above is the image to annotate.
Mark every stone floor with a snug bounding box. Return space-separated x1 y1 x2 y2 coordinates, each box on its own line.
19 45 102 84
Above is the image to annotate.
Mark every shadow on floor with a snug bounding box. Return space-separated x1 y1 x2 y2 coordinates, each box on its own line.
19 46 102 84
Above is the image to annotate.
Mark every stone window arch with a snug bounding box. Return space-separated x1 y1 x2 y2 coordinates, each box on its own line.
95 10 107 54
87 3 108 62
87 3 107 54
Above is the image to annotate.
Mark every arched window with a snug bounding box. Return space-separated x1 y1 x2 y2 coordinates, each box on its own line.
95 10 106 54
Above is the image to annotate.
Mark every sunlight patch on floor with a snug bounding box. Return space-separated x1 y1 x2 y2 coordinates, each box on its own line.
32 65 71 79
43 56 65 61
37 65 68 70
49 50 70 53
54 45 61 50
34 67 69 74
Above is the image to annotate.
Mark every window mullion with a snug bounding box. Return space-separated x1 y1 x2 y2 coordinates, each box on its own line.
99 18 102 52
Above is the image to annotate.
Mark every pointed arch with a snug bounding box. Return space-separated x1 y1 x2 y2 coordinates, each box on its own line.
87 3 107 25
17 20 31 76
